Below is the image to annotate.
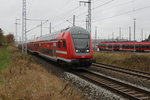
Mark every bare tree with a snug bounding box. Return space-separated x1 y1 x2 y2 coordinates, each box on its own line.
0 28 5 46
5 33 15 45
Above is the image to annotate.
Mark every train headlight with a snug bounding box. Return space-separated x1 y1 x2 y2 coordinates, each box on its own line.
76 50 79 52
86 50 90 52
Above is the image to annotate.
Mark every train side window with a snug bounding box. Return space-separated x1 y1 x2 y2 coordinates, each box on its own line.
58 41 61 48
144 45 147 49
63 40 67 49
147 45 149 49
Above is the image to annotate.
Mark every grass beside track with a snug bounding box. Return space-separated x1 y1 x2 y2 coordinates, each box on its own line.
0 48 10 73
94 52 150 73
0 47 86 100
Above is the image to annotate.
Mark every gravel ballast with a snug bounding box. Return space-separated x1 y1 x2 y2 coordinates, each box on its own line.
62 72 126 100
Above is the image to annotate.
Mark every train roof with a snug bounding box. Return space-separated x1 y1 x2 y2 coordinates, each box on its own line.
28 26 89 43
66 26 90 34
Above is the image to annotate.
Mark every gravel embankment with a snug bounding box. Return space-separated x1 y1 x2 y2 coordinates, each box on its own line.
32 54 127 100
62 72 126 100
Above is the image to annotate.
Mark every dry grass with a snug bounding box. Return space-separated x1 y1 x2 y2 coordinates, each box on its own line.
0 47 86 100
94 52 150 73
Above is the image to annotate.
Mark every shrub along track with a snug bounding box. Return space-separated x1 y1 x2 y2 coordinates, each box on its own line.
73 69 150 100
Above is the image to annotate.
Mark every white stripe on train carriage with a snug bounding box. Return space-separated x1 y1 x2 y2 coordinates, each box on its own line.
39 40 58 43
56 50 67 54
36 51 57 62
35 51 71 62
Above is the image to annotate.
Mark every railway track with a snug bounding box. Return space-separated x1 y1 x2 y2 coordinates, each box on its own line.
92 63 150 80
31 53 150 99
75 69 150 100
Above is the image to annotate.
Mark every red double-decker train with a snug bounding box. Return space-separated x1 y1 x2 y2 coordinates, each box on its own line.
97 41 150 52
19 26 95 68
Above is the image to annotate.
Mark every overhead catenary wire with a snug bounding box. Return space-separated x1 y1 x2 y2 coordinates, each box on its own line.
92 0 114 11
76 0 149 23
93 0 102 3
27 0 35 14
52 0 83 23
74 0 140 20
93 5 150 22
69 0 145 22
105 0 138 10
26 20 48 34
52 6 86 30
26 0 79 33
51 0 112 30
73 0 115 20
23 0 150 41
51 0 94 29
52 6 82 28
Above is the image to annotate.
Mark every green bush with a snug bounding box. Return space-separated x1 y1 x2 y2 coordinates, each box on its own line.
0 48 10 73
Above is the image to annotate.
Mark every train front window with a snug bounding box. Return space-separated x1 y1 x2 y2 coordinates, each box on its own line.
72 34 90 51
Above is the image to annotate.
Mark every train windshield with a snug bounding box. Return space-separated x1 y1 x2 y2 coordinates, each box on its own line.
72 34 90 49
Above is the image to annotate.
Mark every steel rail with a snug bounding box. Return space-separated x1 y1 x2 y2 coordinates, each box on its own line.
92 63 150 80
75 69 150 100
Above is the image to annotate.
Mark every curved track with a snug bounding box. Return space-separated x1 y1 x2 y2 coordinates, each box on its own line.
92 63 150 80
75 69 150 100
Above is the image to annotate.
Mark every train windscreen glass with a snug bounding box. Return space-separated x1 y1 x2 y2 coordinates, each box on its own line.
72 34 90 52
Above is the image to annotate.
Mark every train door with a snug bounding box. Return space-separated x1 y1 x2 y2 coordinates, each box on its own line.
53 42 57 57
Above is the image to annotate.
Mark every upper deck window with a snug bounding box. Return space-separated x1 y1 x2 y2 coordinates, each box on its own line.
72 34 89 39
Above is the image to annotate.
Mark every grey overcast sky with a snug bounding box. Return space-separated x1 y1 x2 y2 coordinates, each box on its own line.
0 0 150 41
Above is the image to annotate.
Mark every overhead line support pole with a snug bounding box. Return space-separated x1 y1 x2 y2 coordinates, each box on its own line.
119 27 121 40
41 21 42 36
129 26 131 41
86 15 88 30
50 22 51 34
95 26 97 51
22 0 27 53
141 28 143 41
88 0 91 33
15 19 20 42
133 18 136 53
80 0 91 33
73 15 75 26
